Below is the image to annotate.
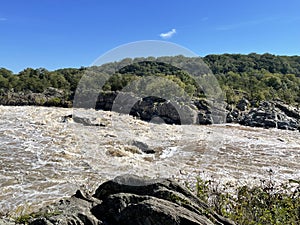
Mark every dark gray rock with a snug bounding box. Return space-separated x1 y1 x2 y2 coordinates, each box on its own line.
193 99 210 111
29 175 235 225
72 116 106 127
95 92 198 125
239 101 300 130
198 112 213 125
236 98 249 111
131 140 155 154
275 102 300 120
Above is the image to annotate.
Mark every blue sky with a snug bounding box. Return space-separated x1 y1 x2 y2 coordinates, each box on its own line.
1 0 300 73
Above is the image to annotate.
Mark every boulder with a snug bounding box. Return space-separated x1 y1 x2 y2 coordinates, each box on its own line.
240 101 300 130
131 140 155 154
236 98 250 111
28 175 235 225
95 92 198 125
198 112 213 125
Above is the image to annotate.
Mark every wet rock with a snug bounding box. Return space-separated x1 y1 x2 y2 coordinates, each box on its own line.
60 114 73 123
73 116 106 127
29 175 235 225
240 101 300 130
193 99 210 111
96 92 198 125
131 140 155 154
198 112 213 125
275 102 300 120
236 98 250 111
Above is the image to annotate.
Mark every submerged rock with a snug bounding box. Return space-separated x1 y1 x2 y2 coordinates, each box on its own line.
131 140 155 154
28 175 235 225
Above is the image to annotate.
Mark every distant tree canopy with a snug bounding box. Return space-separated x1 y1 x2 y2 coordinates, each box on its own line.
102 61 200 97
203 53 300 75
202 53 300 105
0 53 299 105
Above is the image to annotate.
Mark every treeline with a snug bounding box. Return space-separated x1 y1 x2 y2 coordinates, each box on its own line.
0 53 300 106
102 60 201 97
203 53 300 75
203 53 300 105
0 67 84 99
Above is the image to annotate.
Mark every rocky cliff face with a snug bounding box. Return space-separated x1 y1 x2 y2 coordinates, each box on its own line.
29 175 234 225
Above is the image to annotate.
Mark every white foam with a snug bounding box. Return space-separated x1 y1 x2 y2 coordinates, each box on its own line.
160 147 178 159
0 106 300 215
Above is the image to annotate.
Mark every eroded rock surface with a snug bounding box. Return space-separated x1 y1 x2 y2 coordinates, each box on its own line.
29 175 234 225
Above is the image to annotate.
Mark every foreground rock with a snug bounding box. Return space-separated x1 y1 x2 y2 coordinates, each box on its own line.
29 175 234 225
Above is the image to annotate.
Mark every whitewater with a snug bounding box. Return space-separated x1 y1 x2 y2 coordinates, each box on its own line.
0 106 299 215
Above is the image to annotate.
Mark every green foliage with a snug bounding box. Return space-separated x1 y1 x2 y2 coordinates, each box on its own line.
204 53 300 105
217 70 300 105
203 53 300 76
14 210 61 224
194 172 300 225
47 97 62 106
0 54 299 106
102 61 200 97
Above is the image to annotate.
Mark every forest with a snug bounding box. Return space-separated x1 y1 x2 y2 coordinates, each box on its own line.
1 53 300 106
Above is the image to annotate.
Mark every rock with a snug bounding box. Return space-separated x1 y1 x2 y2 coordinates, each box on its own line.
275 102 300 120
239 101 300 130
0 88 70 107
198 112 213 125
193 99 210 111
131 140 155 154
94 92 199 125
29 175 235 225
236 98 249 111
264 119 277 128
43 87 65 98
60 114 73 123
73 116 106 127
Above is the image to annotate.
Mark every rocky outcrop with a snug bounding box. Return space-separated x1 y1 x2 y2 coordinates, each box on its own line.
28 175 235 225
93 92 227 125
0 88 71 107
76 91 300 130
227 100 300 131
1 88 299 130
94 92 199 125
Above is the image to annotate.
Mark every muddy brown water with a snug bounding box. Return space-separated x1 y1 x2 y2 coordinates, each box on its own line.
0 106 299 215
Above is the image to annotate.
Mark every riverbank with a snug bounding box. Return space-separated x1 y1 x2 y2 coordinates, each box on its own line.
1 89 300 131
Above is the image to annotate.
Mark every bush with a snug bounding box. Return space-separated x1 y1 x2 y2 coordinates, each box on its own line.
194 171 300 225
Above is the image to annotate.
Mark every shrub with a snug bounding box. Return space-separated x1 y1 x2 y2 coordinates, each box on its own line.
194 172 300 225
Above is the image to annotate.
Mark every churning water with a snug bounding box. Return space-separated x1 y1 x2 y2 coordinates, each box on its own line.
0 106 299 215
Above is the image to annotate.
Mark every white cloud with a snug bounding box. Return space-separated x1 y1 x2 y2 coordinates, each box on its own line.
0 17 7 21
160 29 176 39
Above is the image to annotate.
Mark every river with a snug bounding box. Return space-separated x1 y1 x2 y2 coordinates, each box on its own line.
0 106 299 216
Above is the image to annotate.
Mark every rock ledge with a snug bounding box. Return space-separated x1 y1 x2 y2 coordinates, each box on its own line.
29 175 234 225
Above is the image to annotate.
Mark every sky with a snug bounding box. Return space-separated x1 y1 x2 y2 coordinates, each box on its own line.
0 0 300 73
